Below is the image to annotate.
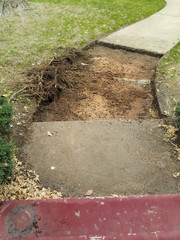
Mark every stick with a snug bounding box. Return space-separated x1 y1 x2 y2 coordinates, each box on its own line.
8 86 28 104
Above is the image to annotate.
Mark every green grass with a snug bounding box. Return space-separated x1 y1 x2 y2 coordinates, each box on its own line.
0 97 14 185
156 42 180 113
0 0 165 94
158 42 180 79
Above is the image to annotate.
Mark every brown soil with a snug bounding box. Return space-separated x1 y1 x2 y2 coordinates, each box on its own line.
33 46 160 122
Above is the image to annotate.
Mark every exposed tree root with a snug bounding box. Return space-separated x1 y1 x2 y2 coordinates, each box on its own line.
25 48 89 105
8 87 28 104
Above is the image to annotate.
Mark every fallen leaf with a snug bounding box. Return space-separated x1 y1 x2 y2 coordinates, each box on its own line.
112 194 119 197
0 155 62 202
24 106 28 112
173 172 180 178
85 189 93 196
47 131 53 136
162 124 178 141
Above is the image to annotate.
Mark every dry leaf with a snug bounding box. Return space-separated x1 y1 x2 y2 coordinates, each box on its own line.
47 131 53 136
112 194 119 197
85 189 93 196
0 155 62 202
162 125 178 141
173 172 180 178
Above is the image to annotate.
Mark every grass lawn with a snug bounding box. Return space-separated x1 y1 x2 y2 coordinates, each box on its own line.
156 42 180 112
0 0 165 95
158 42 180 80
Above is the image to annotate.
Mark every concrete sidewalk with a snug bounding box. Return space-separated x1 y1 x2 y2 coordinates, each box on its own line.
24 120 179 197
100 0 180 55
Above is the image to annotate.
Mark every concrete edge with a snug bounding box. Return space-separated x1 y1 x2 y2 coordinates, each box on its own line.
97 41 164 57
154 48 179 118
81 40 98 51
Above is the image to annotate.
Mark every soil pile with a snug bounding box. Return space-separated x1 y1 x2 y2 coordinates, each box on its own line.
29 46 159 121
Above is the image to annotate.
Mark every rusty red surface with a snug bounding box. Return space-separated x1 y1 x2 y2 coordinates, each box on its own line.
0 194 180 239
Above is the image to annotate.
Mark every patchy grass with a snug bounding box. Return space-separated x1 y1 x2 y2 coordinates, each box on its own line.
156 42 180 116
158 42 180 80
0 0 165 95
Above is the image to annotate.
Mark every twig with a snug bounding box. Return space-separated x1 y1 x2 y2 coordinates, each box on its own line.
8 86 28 104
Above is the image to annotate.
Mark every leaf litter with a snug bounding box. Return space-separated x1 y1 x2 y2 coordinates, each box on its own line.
162 125 180 178
0 155 62 203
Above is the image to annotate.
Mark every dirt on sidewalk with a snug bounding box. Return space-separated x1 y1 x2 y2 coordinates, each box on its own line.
31 46 160 122
18 45 180 199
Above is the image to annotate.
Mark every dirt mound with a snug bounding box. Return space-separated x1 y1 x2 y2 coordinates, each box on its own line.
31 46 160 121
26 48 89 105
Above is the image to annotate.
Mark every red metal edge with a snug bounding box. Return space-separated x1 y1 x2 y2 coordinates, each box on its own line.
1 194 180 239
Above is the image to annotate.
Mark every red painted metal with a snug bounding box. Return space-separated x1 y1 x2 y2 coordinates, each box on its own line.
1 194 180 239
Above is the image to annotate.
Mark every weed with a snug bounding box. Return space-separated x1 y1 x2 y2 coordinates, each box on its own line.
175 102 180 128
0 96 14 184
0 137 14 184
0 96 13 133
158 42 180 80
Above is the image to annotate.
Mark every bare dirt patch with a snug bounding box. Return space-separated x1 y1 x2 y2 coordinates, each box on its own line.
22 47 180 198
32 46 160 121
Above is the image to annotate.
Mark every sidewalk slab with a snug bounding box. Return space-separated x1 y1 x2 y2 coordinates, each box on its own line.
100 0 180 55
158 0 180 16
24 120 180 197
